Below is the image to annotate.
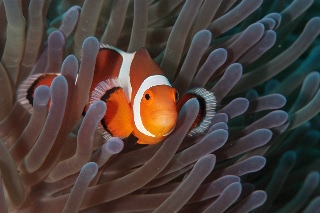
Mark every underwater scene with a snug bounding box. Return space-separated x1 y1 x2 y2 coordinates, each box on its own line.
0 0 319 212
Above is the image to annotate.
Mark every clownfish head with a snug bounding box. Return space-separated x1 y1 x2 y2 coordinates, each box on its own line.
131 74 178 144
140 85 178 137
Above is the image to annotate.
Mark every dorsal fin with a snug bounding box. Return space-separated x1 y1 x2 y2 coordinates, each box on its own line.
91 46 123 94
136 47 152 59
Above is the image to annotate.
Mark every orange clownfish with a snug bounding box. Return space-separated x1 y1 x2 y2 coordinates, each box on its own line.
18 45 215 144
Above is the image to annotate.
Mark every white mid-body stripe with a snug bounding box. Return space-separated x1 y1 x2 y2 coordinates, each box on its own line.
100 44 135 101
133 75 171 137
117 51 135 101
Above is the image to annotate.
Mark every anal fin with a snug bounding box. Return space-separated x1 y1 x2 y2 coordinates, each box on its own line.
177 88 216 136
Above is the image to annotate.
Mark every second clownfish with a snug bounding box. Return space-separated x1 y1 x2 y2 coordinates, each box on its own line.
18 45 215 145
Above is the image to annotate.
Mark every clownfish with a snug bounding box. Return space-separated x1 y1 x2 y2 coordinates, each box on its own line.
17 45 215 144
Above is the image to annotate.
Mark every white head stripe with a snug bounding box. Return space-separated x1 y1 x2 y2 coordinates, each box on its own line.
133 75 171 137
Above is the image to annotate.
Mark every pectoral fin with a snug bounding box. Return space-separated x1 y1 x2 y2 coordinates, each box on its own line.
102 88 134 138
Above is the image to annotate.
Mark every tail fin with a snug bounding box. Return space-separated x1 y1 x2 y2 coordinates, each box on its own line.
17 73 59 113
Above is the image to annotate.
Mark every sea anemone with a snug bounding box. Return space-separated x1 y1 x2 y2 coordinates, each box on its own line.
0 0 319 212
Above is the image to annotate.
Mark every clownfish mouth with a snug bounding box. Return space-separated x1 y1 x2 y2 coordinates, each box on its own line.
149 110 177 136
151 110 177 119
151 111 177 117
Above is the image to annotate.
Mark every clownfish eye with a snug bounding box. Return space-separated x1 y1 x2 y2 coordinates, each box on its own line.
144 93 151 100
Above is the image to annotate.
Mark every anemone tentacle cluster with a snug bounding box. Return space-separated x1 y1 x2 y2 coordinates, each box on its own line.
0 0 319 212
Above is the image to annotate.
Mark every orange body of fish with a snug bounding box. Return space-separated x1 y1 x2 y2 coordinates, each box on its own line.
18 45 215 145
